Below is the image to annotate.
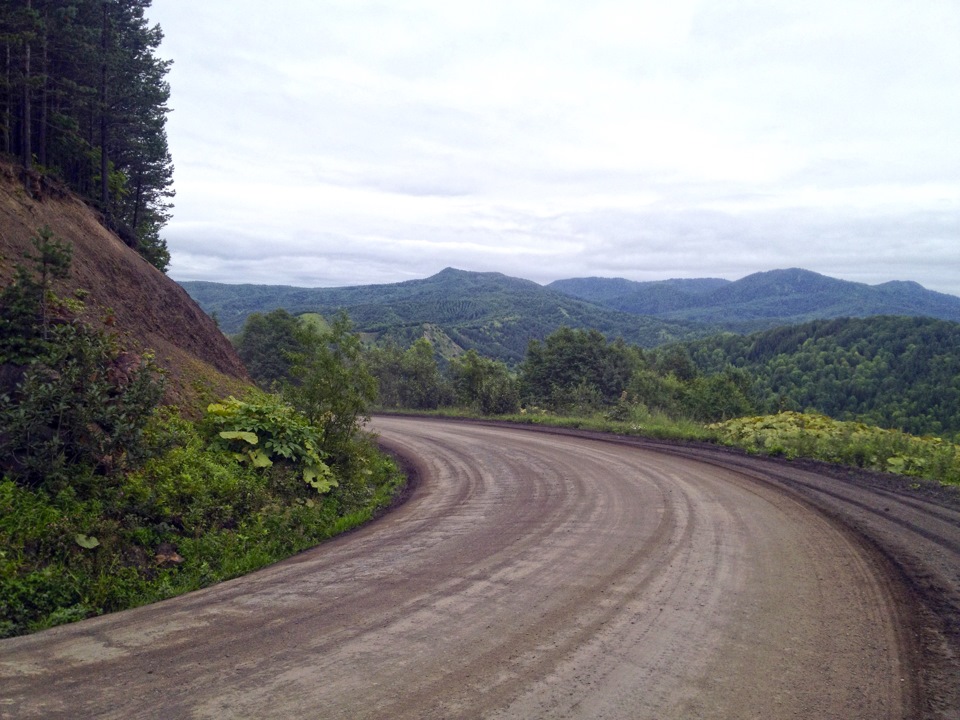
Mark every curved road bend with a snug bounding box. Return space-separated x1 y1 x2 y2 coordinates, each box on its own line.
1 416 958 719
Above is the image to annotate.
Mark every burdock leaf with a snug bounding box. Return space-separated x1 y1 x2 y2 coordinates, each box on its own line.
75 534 100 549
220 430 259 445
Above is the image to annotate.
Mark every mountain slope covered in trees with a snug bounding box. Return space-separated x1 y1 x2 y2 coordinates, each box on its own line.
182 268 712 363
0 0 174 269
182 266 960 365
549 269 960 331
672 315 960 436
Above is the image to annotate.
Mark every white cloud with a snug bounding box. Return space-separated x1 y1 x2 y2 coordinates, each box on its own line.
148 0 960 296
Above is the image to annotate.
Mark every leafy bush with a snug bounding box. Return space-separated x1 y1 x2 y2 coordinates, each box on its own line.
449 349 519 415
233 308 305 389
203 393 336 493
1 408 405 638
125 430 270 536
521 327 636 409
368 338 449 410
710 411 960 485
283 312 377 457
1 323 164 492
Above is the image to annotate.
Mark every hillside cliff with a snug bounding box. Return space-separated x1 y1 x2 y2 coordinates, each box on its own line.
0 162 248 406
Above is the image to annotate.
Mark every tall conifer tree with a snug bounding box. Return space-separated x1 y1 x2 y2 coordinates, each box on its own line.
0 0 174 270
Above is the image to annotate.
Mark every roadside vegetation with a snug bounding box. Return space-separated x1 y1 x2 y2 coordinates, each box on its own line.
0 230 403 637
238 310 960 488
485 409 959 485
709 412 960 484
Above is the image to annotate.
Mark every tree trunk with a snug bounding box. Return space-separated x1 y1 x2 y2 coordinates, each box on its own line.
2 43 10 155
132 173 143 233
99 0 109 210
20 0 32 174
37 10 47 169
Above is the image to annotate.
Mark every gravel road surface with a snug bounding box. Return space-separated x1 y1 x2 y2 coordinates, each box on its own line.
2 416 958 719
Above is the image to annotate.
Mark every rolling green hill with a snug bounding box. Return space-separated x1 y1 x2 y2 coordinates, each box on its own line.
181 268 712 364
549 268 960 331
182 267 960 365
673 315 960 436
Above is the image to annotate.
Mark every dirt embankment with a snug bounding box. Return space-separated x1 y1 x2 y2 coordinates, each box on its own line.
0 161 249 407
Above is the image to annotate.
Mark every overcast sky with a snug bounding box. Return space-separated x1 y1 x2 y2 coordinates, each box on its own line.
145 1 960 295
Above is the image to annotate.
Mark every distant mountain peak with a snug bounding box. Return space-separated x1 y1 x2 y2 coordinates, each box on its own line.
547 268 960 331
736 268 837 285
877 279 924 291
179 266 960 358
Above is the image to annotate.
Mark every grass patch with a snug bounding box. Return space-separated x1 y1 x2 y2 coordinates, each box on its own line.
379 403 715 443
498 407 714 443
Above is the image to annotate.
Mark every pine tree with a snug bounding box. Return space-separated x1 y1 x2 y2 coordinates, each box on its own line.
0 0 174 270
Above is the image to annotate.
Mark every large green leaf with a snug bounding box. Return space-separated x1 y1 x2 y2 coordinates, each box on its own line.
303 463 338 493
249 449 273 468
220 430 259 445
75 534 100 549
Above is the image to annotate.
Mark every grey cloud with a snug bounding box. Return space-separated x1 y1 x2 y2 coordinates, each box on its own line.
169 202 959 296
147 0 960 299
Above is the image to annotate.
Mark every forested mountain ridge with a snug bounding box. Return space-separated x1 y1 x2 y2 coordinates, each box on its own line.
549 268 960 331
181 268 713 363
674 315 960 436
548 276 728 314
0 0 174 269
182 266 960 365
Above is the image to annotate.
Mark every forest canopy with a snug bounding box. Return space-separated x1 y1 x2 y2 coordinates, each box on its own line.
0 0 173 270
673 316 960 437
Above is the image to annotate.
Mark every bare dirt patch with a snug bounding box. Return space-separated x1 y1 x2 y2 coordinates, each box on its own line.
0 161 248 408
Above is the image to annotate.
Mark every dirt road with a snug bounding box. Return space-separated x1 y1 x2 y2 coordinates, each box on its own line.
2 417 959 719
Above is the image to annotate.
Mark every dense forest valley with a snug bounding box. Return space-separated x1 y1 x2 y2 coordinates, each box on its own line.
1 1 959 641
204 269 960 438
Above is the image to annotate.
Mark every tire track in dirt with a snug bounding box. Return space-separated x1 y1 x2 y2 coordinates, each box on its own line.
2 417 949 718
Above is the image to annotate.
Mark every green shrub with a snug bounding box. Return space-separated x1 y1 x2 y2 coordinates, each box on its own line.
1 409 406 638
0 227 164 495
1 323 164 494
0 226 72 364
449 350 519 415
202 393 336 493
710 412 960 485
125 426 270 535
